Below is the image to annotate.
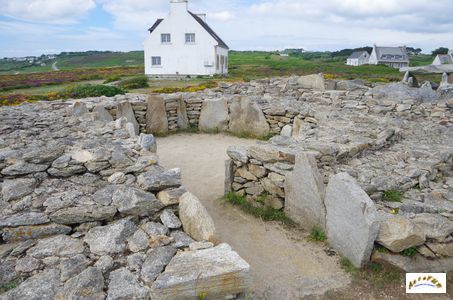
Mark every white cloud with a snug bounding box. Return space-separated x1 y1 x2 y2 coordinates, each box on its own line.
209 11 234 22
0 0 96 24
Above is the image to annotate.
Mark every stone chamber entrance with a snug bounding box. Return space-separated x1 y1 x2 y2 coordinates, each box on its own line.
156 133 350 299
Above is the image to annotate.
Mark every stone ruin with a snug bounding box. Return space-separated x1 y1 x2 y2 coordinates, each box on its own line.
0 73 452 298
0 99 250 299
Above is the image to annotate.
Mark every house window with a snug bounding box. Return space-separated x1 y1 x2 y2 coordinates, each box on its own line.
151 56 161 66
161 34 171 43
185 33 195 43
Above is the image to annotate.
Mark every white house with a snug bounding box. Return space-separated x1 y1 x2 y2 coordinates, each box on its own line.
144 0 229 77
346 51 369 66
369 45 409 68
433 50 453 65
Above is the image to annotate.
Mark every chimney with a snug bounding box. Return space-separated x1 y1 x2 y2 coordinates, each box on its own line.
196 13 206 22
170 0 188 15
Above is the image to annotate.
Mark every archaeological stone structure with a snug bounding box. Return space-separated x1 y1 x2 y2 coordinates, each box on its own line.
0 73 452 298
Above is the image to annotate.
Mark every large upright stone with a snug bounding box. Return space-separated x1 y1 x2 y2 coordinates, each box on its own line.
285 152 326 230
199 98 229 132
176 96 189 129
179 192 216 241
150 243 251 300
146 95 168 134
297 73 325 91
325 173 380 268
93 105 113 122
117 102 139 135
229 96 270 137
72 102 88 117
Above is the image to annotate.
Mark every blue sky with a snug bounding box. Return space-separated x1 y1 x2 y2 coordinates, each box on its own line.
1 0 453 57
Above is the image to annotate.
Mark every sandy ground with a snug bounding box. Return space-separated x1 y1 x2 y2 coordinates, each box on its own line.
157 133 350 299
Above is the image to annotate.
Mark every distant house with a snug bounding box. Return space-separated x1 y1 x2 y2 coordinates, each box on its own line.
433 50 453 65
144 0 229 76
346 51 369 66
369 45 409 68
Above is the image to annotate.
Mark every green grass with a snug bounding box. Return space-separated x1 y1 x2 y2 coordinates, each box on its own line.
224 192 294 226
118 75 149 89
340 258 403 289
0 282 18 294
401 247 418 257
383 190 403 202
309 226 327 242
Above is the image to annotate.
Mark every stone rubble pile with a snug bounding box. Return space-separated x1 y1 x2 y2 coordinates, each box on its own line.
0 99 250 299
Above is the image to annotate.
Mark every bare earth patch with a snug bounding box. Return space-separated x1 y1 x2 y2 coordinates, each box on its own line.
157 133 350 298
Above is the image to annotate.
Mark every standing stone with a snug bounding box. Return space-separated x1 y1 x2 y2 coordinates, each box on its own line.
179 192 216 241
117 102 139 135
229 96 270 137
146 95 168 134
177 96 189 130
150 244 251 300
440 73 449 87
297 74 325 91
93 105 113 122
199 98 229 132
72 102 88 117
325 173 380 268
285 152 326 230
224 159 234 195
292 118 304 138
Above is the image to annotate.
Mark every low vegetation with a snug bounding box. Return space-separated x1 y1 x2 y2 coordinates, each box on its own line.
309 226 327 242
383 190 403 202
118 75 149 89
224 192 294 226
340 257 403 289
152 81 218 94
62 84 126 99
104 75 122 84
401 247 418 257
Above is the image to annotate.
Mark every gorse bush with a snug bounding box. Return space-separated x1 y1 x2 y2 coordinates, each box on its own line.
118 75 149 89
62 84 126 99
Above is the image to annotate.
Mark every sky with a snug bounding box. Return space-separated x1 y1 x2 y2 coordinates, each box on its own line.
0 0 453 57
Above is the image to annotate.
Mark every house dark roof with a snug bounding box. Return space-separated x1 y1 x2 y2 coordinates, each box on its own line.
188 11 229 49
374 46 409 63
148 19 163 34
348 51 368 59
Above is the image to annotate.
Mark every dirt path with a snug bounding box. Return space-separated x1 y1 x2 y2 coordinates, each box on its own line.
157 133 350 299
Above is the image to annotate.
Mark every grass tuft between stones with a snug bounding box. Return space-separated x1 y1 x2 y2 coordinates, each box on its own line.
340 257 403 289
0 282 18 294
309 226 326 242
383 190 403 202
224 192 294 226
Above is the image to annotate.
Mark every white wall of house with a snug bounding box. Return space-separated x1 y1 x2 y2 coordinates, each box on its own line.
144 0 228 76
369 48 378 65
346 52 369 66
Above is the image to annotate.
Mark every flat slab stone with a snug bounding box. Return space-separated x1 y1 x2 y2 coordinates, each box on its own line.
199 98 229 132
150 243 251 300
285 152 326 230
146 95 168 134
400 64 453 75
372 252 453 273
325 173 380 268
1 269 60 300
297 73 325 91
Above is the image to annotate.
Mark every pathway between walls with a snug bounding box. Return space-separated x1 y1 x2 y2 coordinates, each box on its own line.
157 133 350 299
